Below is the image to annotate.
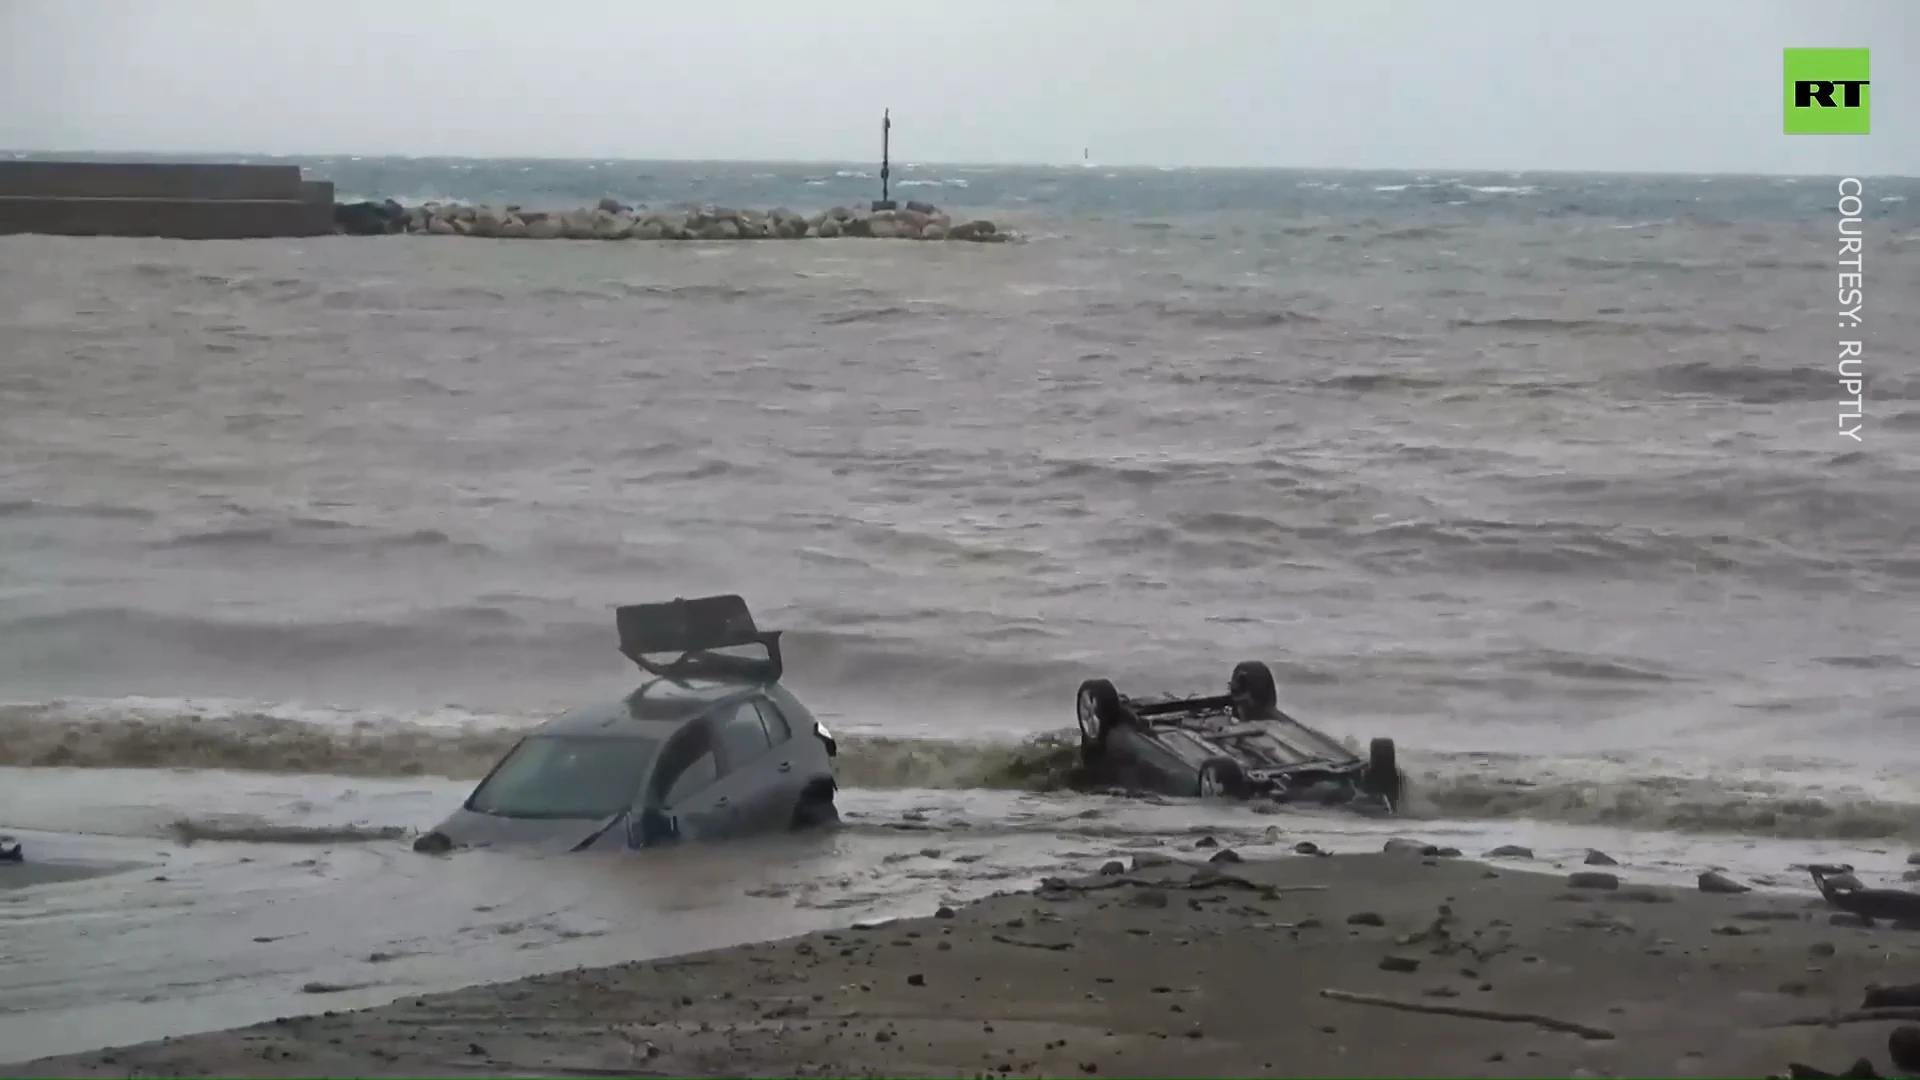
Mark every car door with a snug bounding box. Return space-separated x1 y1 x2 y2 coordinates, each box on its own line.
749 697 812 813
645 725 727 844
709 698 787 836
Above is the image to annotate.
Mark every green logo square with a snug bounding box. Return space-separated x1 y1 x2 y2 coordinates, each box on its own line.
1785 48 1871 134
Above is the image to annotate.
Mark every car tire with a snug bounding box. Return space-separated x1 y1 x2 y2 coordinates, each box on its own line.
412 831 453 855
791 784 840 830
1363 737 1403 808
1229 660 1279 712
1076 678 1127 760
636 807 680 846
1197 757 1246 799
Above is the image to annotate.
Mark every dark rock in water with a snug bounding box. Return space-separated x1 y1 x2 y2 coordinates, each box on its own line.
333 199 409 236
0 835 20 863
1347 911 1385 926
1485 844 1534 859
949 218 998 241
905 199 938 215
1812 869 1920 922
1782 1059 1884 1079
1889 1024 1920 1073
1567 871 1621 891
1907 851 1920 866
1584 849 1619 866
1384 837 1458 857
1378 955 1420 973
1131 852 1175 870
1862 983 1920 1009
1099 860 1126 876
1699 870 1751 894
1194 836 1219 849
1208 848 1243 864
1293 841 1323 856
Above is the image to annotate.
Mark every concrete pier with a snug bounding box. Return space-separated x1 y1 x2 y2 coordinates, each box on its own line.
0 161 333 239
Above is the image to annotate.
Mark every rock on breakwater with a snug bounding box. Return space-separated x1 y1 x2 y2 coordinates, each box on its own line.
330 195 1011 242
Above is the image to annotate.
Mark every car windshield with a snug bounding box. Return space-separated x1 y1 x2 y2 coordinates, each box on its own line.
465 735 660 820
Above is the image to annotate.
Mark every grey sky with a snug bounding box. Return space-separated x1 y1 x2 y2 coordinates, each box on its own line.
2 0 1912 174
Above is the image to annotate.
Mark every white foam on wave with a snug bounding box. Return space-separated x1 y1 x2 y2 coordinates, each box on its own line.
6 695 1920 843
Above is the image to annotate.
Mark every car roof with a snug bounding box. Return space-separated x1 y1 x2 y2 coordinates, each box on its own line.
537 677 758 738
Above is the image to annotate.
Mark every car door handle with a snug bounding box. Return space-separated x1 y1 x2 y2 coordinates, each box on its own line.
777 762 791 773
713 797 729 808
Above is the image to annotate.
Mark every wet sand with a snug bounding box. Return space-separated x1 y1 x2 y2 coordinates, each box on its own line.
9 850 1916 1079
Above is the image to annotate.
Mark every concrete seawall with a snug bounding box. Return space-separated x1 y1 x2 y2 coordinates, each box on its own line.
0 161 332 239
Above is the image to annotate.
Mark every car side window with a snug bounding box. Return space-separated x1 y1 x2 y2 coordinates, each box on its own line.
754 701 792 745
716 702 772 768
662 751 718 807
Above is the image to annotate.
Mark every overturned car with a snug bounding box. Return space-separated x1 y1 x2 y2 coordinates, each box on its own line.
1076 660 1403 814
415 595 839 854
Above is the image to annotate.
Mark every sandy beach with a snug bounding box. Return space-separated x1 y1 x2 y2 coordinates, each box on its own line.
8 847 1916 1079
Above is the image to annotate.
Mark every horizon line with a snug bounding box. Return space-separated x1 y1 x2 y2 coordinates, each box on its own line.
3 148 1910 181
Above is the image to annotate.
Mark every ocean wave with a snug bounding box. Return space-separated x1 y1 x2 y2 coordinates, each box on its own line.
151 521 482 553
8 700 1920 841
169 817 409 845
1449 315 1645 336
0 498 156 523
1413 772 1920 841
1078 299 1319 329
1646 359 1824 405
1 606 600 668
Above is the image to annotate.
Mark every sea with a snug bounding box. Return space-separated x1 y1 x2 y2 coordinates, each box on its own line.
0 155 1916 1059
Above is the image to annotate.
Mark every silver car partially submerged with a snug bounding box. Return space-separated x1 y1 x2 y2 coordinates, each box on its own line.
414 595 839 854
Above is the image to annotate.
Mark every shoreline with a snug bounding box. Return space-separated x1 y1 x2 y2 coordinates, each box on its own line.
7 849 1916 1079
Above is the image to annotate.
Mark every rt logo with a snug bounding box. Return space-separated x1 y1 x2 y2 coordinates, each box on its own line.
1785 48 1871 134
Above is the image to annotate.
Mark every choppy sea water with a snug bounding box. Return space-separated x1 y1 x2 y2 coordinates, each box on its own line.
1 156 1918 1059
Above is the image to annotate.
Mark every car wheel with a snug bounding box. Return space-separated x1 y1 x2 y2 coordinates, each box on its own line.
1076 678 1126 760
1197 757 1245 799
412 831 453 855
635 807 681 846
791 783 840 830
1363 737 1403 809
1229 660 1279 712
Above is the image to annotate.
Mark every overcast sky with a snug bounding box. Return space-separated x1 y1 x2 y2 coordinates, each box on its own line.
1 0 1912 174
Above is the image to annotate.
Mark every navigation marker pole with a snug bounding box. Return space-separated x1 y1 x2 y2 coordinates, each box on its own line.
873 109 896 211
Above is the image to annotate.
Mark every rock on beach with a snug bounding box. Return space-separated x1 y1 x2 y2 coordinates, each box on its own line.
333 198 1011 243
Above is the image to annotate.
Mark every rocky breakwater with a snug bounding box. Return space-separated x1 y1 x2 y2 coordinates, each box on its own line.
332 196 1010 242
